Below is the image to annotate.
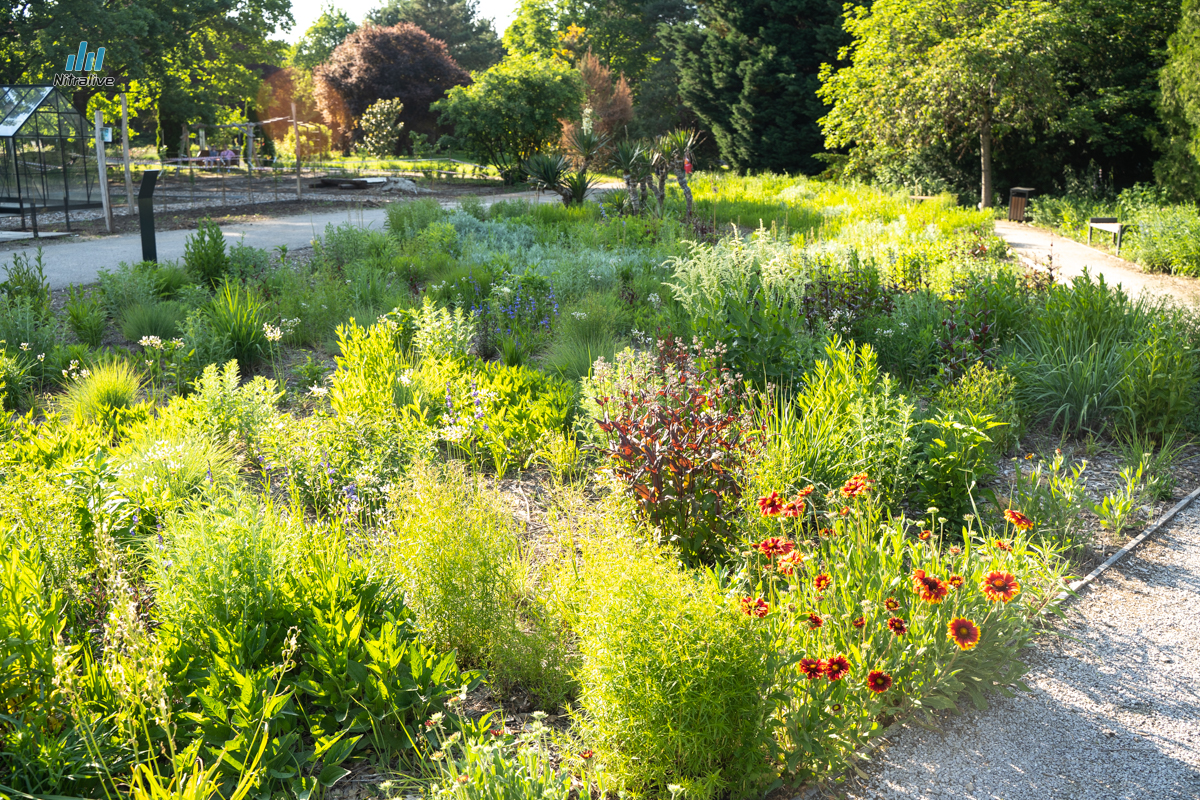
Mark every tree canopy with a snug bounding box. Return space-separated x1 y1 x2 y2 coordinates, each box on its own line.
290 4 358 72
819 0 1065 207
434 53 584 182
367 0 503 72
671 0 846 174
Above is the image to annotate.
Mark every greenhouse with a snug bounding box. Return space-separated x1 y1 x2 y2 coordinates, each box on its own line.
0 84 100 226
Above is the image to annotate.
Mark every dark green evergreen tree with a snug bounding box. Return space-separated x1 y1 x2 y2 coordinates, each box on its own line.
670 0 846 173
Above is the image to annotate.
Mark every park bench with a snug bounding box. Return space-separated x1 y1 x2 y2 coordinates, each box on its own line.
1087 217 1126 256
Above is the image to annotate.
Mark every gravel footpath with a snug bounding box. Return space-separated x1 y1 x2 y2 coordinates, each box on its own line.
842 504 1200 800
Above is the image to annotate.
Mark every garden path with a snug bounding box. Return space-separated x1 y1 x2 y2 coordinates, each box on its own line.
16 188 560 290
995 220 1200 306
839 503 1200 800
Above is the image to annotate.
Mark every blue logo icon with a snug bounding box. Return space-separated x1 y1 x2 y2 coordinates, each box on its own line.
65 42 105 72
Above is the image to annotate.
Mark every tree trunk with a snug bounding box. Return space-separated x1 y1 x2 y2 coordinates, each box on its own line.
675 169 694 220
979 109 993 210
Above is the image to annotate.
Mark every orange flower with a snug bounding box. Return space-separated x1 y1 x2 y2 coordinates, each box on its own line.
884 597 900 611
913 573 950 604
814 573 832 593
741 596 769 617
818 527 836 538
949 546 962 556
579 749 595 760
799 658 824 679
1004 509 1034 531
948 617 981 650
778 550 804 576
918 529 932 541
851 616 865 628
782 499 804 517
807 613 824 630
755 537 794 557
867 670 892 693
840 473 874 499
994 539 1014 552
758 492 784 516
795 485 815 499
887 616 907 636
948 574 965 589
824 654 850 682
982 571 1021 603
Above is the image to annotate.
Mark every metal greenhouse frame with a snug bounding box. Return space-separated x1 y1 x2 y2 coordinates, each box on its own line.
0 84 100 230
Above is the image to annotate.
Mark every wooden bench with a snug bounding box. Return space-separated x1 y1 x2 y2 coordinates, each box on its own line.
1088 217 1126 256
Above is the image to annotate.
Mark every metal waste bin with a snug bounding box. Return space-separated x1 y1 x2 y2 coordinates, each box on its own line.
138 170 160 262
1008 187 1033 222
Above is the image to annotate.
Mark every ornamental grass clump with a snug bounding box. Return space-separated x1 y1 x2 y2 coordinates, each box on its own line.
596 337 761 564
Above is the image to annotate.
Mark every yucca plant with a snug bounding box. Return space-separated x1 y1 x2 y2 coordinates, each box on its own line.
659 128 700 219
563 170 597 206
565 125 609 172
524 153 571 204
609 141 649 213
208 283 267 375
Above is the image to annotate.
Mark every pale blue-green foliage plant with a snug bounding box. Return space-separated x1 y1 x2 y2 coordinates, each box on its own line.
751 338 918 508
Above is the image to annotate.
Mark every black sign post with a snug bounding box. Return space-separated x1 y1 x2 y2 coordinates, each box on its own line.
137 170 160 262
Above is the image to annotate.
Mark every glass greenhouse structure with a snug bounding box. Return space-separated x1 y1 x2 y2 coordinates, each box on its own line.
0 85 100 225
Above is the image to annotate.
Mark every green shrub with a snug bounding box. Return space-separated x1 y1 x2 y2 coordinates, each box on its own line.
98 261 159 319
386 198 445 241
114 427 240 518
153 261 195 299
359 97 405 157
751 338 918 509
208 283 267 374
168 360 281 450
120 300 187 342
1 249 51 318
430 718 573 800
1118 315 1196 435
412 297 475 361
0 350 30 410
381 464 574 703
0 297 58 380
1128 204 1200 275
330 317 405 419
61 359 142 426
65 286 107 347
228 241 271 280
918 409 1006 522
935 362 1021 454
185 219 230 286
569 536 776 797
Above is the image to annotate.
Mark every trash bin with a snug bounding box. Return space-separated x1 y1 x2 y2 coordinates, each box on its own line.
1008 187 1034 222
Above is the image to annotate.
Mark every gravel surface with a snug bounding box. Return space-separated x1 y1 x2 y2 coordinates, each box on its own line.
841 503 1200 800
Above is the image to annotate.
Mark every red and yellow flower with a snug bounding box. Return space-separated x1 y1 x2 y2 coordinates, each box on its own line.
814 573 832 593
824 654 850 682
851 616 865 628
948 617 981 650
741 596 769 617
799 658 824 679
754 537 794 557
867 670 893 693
840 473 874 500
1004 509 1034 530
913 572 950 604
948 574 965 589
758 492 784 516
982 571 1021 603
778 550 804 576
885 597 900 611
807 613 824 630
887 616 907 636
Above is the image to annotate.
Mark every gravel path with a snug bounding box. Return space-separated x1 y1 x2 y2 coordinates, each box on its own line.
842 503 1200 800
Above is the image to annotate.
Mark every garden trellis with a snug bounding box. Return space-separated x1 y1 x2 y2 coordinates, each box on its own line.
0 85 100 230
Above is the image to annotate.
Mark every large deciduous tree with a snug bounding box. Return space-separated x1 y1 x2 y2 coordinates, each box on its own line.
314 23 470 151
434 54 584 182
818 0 1065 208
670 0 847 174
1157 0 1200 199
367 0 503 73
289 4 358 72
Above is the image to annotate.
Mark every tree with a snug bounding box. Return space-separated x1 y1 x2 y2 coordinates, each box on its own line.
558 0 694 90
434 54 584 182
359 98 406 156
559 49 633 155
818 0 1065 208
289 4 358 72
503 0 560 58
1158 0 1200 197
314 23 470 151
670 0 847 174
367 0 503 73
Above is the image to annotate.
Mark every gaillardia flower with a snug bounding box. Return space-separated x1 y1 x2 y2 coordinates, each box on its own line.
948 617 981 650
914 573 950 604
867 670 893 693
982 571 1021 603
755 536 794 557
741 596 769 617
887 616 908 636
815 573 832 593
918 529 932 541
824 654 850 681
948 574 965 589
840 473 874 499
778 550 804 576
758 492 784 516
851 616 866 628
1004 509 1034 530
799 658 824 679
885 597 900 611
807 613 824 630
